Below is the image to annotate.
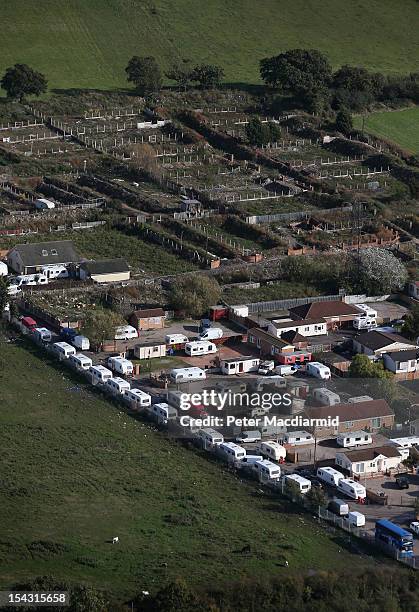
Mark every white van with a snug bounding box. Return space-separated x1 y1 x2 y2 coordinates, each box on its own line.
284 474 312 494
107 356 133 375
337 478 367 500
282 431 314 446
254 459 281 482
312 388 341 406
258 361 275 375
33 327 52 342
168 367 206 383
149 402 178 425
124 388 152 408
106 377 131 395
69 353 93 371
184 340 217 356
317 466 344 487
236 430 262 444
306 362 331 380
257 440 287 462
198 328 223 340
274 364 297 376
218 442 246 462
198 428 224 448
41 265 69 280
72 335 90 351
114 325 138 340
165 333 188 345
51 341 76 359
337 431 372 448
89 365 113 384
345 511 366 527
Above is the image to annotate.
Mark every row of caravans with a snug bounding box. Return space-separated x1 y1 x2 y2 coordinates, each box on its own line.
317 466 367 500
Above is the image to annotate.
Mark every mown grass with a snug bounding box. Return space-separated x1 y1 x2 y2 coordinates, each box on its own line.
0 336 383 599
0 0 418 92
354 106 419 154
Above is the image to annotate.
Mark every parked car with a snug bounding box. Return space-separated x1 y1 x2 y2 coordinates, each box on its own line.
409 521 419 536
395 476 409 489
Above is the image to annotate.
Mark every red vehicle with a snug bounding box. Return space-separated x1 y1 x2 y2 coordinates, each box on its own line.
21 316 37 331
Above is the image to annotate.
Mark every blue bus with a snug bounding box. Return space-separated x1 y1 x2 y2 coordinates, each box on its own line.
375 519 414 558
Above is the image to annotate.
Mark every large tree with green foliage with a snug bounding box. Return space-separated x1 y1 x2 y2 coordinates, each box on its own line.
165 60 194 91
192 64 224 88
125 56 162 95
350 248 408 295
402 303 419 340
335 108 353 134
1 63 47 101
81 308 126 348
0 276 10 314
170 276 221 318
260 49 332 96
349 354 391 379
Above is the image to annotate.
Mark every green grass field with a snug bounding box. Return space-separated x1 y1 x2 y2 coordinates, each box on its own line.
354 107 419 154
0 0 418 91
0 336 383 599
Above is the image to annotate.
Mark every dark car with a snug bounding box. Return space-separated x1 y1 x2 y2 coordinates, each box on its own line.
395 476 409 489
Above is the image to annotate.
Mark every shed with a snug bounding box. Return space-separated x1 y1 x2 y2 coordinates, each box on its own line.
134 341 166 360
79 259 130 283
130 308 165 331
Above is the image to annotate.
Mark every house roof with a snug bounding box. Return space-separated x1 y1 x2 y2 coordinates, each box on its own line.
270 317 326 329
355 330 416 351
289 300 361 320
385 349 419 363
10 240 81 266
132 308 165 319
80 258 130 275
281 330 307 344
305 399 394 423
338 445 402 463
221 356 256 363
248 327 294 349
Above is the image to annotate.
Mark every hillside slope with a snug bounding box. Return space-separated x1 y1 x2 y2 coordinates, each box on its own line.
1 0 418 91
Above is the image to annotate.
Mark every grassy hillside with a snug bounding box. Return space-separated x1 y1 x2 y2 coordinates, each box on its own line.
354 107 419 154
0 337 381 599
0 0 418 91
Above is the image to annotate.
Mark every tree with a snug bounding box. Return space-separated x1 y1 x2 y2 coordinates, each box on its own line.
149 579 199 612
335 108 353 134
165 60 194 91
260 49 332 96
1 63 47 101
246 117 268 146
0 276 10 314
306 486 327 511
350 248 408 295
81 308 126 349
191 64 224 88
402 303 419 340
349 354 391 380
169 276 221 318
125 56 162 95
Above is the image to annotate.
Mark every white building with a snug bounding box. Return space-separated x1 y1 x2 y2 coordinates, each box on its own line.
335 445 404 477
267 318 327 339
219 356 260 375
383 350 419 374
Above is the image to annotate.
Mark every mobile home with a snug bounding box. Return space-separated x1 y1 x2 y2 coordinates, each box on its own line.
165 333 188 345
41 265 69 280
218 442 246 462
336 431 372 448
317 466 344 487
254 459 281 482
33 327 52 342
106 377 131 395
107 356 134 375
134 342 166 360
337 477 367 500
306 362 331 380
89 365 113 384
198 428 224 448
51 341 76 359
168 367 207 383
257 440 287 462
69 353 93 371
389 436 419 450
282 431 314 446
184 340 217 356
149 402 178 425
284 473 312 494
312 388 341 406
114 325 138 340
220 356 260 375
124 388 152 408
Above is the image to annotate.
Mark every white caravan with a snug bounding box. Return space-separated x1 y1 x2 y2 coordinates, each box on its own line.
218 442 246 462
124 388 152 408
317 466 344 487
254 459 281 482
69 353 93 371
336 431 372 448
33 327 52 342
165 333 188 345
114 325 138 340
198 428 224 448
306 362 331 380
312 388 341 406
106 377 131 395
107 356 133 375
168 367 206 383
184 340 217 356
257 440 287 462
337 478 367 500
51 341 76 359
89 365 113 384
149 402 178 425
284 474 312 494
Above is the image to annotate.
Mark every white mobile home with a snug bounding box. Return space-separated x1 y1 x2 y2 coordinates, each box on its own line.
107 356 133 375
51 341 76 359
336 431 372 448
33 327 52 342
254 459 281 482
41 265 68 279
149 402 178 425
220 356 260 375
124 388 152 408
312 388 341 406
184 340 217 356
69 353 93 371
106 377 131 395
165 333 188 345
114 325 138 340
198 428 224 448
134 342 166 360
284 473 312 494
306 362 331 380
337 477 367 500
257 440 286 462
218 442 246 462
282 431 314 446
168 367 206 383
89 365 113 384
317 466 344 487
